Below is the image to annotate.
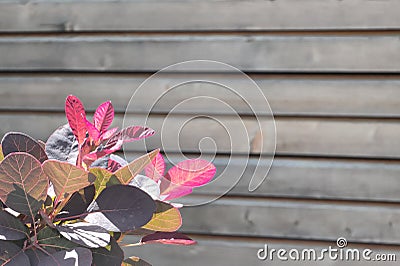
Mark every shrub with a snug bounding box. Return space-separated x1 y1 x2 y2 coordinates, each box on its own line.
0 95 216 265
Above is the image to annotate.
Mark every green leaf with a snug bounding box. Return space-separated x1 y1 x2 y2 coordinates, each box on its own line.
56 222 110 248
1 132 48 163
123 256 152 266
85 185 155 232
37 227 78 251
42 160 95 208
115 149 159 185
0 152 48 216
90 168 116 198
91 237 123 266
0 241 30 265
0 210 29 240
142 201 182 232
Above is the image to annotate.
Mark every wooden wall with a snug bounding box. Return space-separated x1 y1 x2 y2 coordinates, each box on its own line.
1 0 400 265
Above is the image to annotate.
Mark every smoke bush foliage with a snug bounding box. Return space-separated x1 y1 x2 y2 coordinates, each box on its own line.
0 95 216 266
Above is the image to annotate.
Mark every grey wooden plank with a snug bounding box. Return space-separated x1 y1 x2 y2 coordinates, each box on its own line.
2 75 400 117
123 235 400 266
1 0 400 32
178 196 400 244
0 35 400 72
123 153 400 202
1 113 400 158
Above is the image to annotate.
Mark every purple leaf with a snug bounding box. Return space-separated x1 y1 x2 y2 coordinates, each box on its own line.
1 132 48 163
36 247 92 266
94 101 114 132
84 185 156 232
65 95 87 145
141 232 196 246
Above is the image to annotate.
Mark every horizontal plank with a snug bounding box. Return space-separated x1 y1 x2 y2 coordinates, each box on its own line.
179 196 400 244
123 153 400 202
1 35 400 72
1 0 400 32
123 235 400 266
1 113 400 158
2 75 400 117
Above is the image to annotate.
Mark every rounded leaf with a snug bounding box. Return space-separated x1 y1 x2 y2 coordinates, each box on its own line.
0 153 48 216
85 185 156 232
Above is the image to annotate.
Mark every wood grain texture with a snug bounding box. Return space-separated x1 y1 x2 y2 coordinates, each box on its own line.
124 152 400 202
178 196 400 245
123 235 400 266
1 113 400 158
1 75 400 117
1 0 400 32
1 35 400 72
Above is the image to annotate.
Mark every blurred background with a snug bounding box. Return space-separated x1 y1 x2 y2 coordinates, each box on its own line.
1 0 400 265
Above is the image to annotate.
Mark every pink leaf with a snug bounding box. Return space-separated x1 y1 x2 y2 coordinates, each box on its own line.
141 232 196 246
144 152 165 182
85 119 101 143
65 95 87 145
107 126 155 146
100 127 118 141
161 183 193 201
82 138 124 166
93 101 114 132
160 159 216 200
107 155 128 173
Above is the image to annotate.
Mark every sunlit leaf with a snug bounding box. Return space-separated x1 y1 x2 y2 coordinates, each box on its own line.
107 126 155 145
107 154 127 173
0 146 3 162
0 241 29 265
90 168 115 198
65 95 87 145
123 256 152 266
42 160 95 207
100 127 118 142
129 175 160 200
91 237 123 266
86 119 101 143
37 227 78 251
37 247 92 266
1 132 47 163
94 101 114 132
56 222 110 248
141 232 196 246
0 210 29 240
85 185 155 232
115 149 159 185
144 152 165 182
0 153 48 216
142 201 182 232
161 159 216 200
45 124 78 164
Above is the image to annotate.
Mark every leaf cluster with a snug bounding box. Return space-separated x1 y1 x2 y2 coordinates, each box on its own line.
0 96 216 266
